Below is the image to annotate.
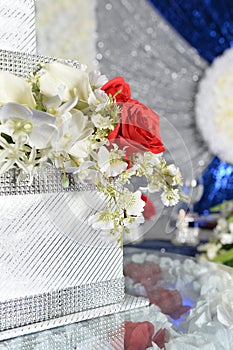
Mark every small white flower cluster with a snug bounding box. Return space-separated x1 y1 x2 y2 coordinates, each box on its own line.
0 62 182 243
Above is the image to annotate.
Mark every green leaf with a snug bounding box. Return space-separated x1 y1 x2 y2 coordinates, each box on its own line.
225 260 233 268
212 247 233 264
227 215 233 224
209 203 222 212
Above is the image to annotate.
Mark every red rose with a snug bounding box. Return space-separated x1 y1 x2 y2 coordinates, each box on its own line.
108 102 165 156
124 321 154 350
101 76 131 102
141 194 156 220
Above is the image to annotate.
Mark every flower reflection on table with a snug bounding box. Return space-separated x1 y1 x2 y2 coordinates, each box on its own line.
122 249 233 350
171 176 204 246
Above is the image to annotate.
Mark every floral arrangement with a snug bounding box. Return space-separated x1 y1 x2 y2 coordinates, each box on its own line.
0 61 182 243
198 200 233 266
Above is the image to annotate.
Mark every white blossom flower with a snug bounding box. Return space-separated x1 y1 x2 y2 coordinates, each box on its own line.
148 182 161 193
161 188 180 206
215 217 228 233
123 215 145 229
219 232 233 245
97 146 127 177
139 151 162 175
88 210 116 230
167 164 183 185
198 242 222 260
0 136 36 176
91 113 113 130
118 189 145 216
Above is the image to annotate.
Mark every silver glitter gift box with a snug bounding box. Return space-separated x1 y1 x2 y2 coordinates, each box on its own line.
0 49 150 340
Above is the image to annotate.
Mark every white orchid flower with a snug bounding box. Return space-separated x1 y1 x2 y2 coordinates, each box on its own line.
0 71 36 108
39 62 93 108
0 102 58 149
29 110 58 149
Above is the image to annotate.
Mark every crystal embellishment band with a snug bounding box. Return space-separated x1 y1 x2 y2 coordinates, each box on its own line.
0 167 93 196
0 278 124 331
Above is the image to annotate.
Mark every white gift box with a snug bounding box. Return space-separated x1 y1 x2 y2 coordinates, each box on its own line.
0 166 124 328
0 49 148 340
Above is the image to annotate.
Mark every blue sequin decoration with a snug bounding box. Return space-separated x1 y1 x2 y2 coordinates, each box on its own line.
148 0 233 62
194 157 233 213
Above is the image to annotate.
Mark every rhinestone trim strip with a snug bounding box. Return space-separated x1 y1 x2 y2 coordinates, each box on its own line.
0 278 124 332
0 167 94 195
0 48 79 78
0 295 149 342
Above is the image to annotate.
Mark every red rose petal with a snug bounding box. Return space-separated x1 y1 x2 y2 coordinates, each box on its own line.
108 102 165 156
101 76 131 102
